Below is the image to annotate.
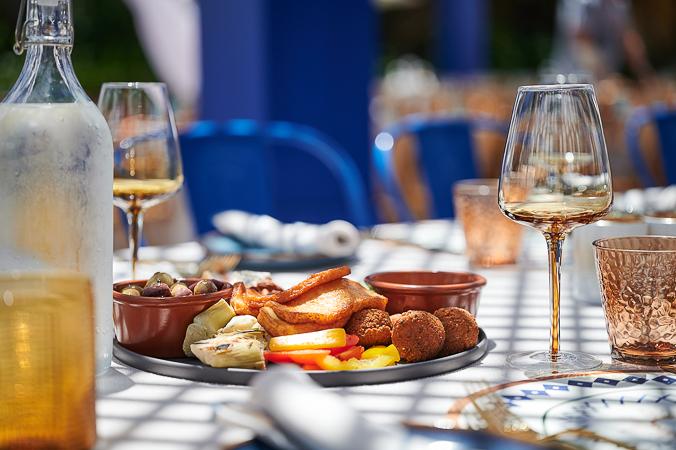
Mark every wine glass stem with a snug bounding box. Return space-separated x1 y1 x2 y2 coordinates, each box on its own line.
126 206 144 279
545 232 565 357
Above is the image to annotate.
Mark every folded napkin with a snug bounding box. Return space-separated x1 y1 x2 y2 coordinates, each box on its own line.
212 211 361 258
216 366 432 450
614 185 676 214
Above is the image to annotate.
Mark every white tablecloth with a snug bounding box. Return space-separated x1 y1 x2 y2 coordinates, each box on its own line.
98 221 612 450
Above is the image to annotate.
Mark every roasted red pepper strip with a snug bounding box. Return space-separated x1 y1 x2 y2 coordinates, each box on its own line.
328 335 360 355
336 346 365 361
264 349 330 365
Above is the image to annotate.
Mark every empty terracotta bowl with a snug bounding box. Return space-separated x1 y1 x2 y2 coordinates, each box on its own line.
113 279 233 358
364 271 486 316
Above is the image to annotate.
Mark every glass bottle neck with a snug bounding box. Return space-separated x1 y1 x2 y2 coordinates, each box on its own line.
3 0 81 104
18 0 74 51
4 44 85 104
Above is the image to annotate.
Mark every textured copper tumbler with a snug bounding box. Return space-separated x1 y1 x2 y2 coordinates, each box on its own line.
594 236 676 365
453 179 524 267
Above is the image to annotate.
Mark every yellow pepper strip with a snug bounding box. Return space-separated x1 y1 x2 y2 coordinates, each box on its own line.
268 328 347 352
361 346 386 358
316 355 345 371
361 344 400 362
317 354 397 371
344 355 397 370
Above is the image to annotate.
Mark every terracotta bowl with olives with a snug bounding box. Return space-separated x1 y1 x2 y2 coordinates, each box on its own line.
113 272 233 358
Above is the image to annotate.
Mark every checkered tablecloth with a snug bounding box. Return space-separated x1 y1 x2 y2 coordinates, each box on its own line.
98 221 613 450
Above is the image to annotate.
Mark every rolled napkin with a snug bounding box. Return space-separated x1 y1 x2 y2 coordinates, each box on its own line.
212 210 361 258
613 185 676 214
215 366 431 450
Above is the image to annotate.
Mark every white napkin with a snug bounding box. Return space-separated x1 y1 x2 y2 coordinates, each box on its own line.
216 366 432 450
614 185 676 214
212 211 361 258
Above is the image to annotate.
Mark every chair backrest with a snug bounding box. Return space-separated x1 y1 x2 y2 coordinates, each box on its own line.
654 110 676 186
372 116 507 221
180 120 372 235
625 105 676 187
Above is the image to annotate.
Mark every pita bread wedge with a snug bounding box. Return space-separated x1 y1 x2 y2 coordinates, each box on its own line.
257 306 348 337
230 283 268 316
349 279 388 312
229 267 351 318
266 266 350 304
268 279 387 325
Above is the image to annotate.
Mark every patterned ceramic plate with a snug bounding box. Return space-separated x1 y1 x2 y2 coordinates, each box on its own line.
449 371 676 450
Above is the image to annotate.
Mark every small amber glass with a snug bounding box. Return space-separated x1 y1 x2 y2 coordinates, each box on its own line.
453 179 524 267
0 272 96 449
594 236 676 365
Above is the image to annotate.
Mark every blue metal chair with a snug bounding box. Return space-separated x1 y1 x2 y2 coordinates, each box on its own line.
626 105 676 187
180 120 372 235
372 115 508 221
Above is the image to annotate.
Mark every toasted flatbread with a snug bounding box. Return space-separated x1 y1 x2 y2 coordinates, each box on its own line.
267 279 353 324
230 283 268 316
257 307 348 337
267 266 350 304
228 266 351 317
268 279 387 325
348 279 388 313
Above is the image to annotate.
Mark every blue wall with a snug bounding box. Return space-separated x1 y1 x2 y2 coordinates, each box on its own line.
435 0 489 74
199 0 375 189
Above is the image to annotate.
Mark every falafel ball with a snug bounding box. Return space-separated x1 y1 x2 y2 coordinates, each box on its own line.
434 307 479 356
391 310 445 362
345 308 392 347
389 313 403 328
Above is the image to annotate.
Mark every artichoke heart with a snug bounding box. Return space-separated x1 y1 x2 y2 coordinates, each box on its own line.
194 299 236 335
182 299 236 356
182 323 210 357
190 331 266 369
217 315 263 334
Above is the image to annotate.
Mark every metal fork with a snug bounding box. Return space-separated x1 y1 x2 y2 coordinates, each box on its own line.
174 253 242 278
466 382 541 441
197 253 242 275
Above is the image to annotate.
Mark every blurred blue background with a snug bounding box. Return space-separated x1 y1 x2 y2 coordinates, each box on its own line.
1 0 675 239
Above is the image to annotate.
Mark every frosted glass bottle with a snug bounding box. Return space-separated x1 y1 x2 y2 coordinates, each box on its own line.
0 0 114 374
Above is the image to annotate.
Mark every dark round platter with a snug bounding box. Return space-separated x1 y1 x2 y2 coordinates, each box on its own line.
113 329 488 387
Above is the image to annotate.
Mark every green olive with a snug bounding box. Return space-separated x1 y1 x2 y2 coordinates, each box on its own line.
121 286 142 296
192 279 218 295
170 282 193 297
145 272 175 288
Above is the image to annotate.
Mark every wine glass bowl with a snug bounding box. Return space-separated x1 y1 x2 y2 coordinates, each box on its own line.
99 82 183 278
499 84 613 372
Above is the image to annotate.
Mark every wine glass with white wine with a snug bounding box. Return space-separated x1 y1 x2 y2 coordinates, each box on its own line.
499 84 612 373
99 83 184 278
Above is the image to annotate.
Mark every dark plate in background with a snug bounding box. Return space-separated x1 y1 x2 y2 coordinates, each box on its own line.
113 329 488 387
201 232 353 271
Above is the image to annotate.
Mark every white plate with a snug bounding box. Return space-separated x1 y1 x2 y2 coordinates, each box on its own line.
450 370 676 450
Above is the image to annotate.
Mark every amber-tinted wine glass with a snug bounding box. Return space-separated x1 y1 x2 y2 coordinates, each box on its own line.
99 82 183 278
498 84 613 372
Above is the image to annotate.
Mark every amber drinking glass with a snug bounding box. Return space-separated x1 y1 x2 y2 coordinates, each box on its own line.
453 179 524 267
594 236 676 365
0 272 96 449
499 84 613 372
